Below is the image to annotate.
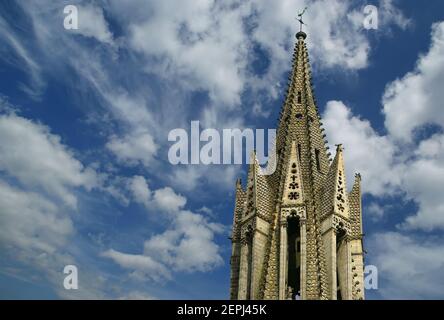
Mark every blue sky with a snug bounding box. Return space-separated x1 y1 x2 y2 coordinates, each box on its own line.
0 0 444 300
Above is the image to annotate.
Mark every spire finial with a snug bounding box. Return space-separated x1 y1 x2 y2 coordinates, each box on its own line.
296 7 308 39
297 7 308 31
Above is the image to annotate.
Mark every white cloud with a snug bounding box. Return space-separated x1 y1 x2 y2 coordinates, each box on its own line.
15 2 161 173
127 176 187 214
250 0 411 105
323 101 400 196
0 181 73 255
0 112 98 207
169 165 240 193
119 291 156 300
74 4 114 45
128 0 251 106
380 21 444 230
144 210 224 273
251 0 370 92
106 181 225 277
5 0 429 299
126 0 410 109
128 175 152 207
323 101 444 231
169 166 202 192
0 16 44 98
368 232 444 299
383 22 444 142
0 111 110 299
197 206 214 216
102 211 224 279
399 133 444 231
14 0 410 196
379 0 411 31
252 103 272 118
101 249 171 282
366 202 385 220
107 132 158 167
153 187 187 213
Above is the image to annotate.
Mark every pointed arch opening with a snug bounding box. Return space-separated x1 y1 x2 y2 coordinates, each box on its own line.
287 215 301 299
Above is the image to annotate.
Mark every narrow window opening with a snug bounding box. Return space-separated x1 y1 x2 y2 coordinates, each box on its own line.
336 229 346 301
246 231 253 299
297 91 302 104
287 217 301 300
315 149 321 172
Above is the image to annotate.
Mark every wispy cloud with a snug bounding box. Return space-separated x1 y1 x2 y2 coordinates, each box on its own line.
0 15 45 98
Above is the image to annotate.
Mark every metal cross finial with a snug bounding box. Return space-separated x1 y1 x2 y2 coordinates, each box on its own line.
335 144 345 151
296 6 308 32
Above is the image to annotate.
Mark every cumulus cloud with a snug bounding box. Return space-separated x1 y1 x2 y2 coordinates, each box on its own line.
105 179 225 280
399 133 444 230
153 187 187 213
320 21 444 296
0 181 73 255
102 208 225 279
0 110 110 299
128 175 152 207
383 21 444 142
0 112 98 207
368 232 444 299
323 100 444 231
107 132 158 167
382 21 444 230
365 202 386 220
323 100 400 195
128 176 187 213
322 20 444 231
143 210 224 273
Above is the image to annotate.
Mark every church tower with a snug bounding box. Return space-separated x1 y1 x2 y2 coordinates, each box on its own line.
229 29 365 300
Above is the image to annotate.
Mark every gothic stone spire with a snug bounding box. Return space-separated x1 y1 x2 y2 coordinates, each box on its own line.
229 28 365 300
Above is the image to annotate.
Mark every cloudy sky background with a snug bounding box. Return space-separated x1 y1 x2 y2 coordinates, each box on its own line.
0 0 443 299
